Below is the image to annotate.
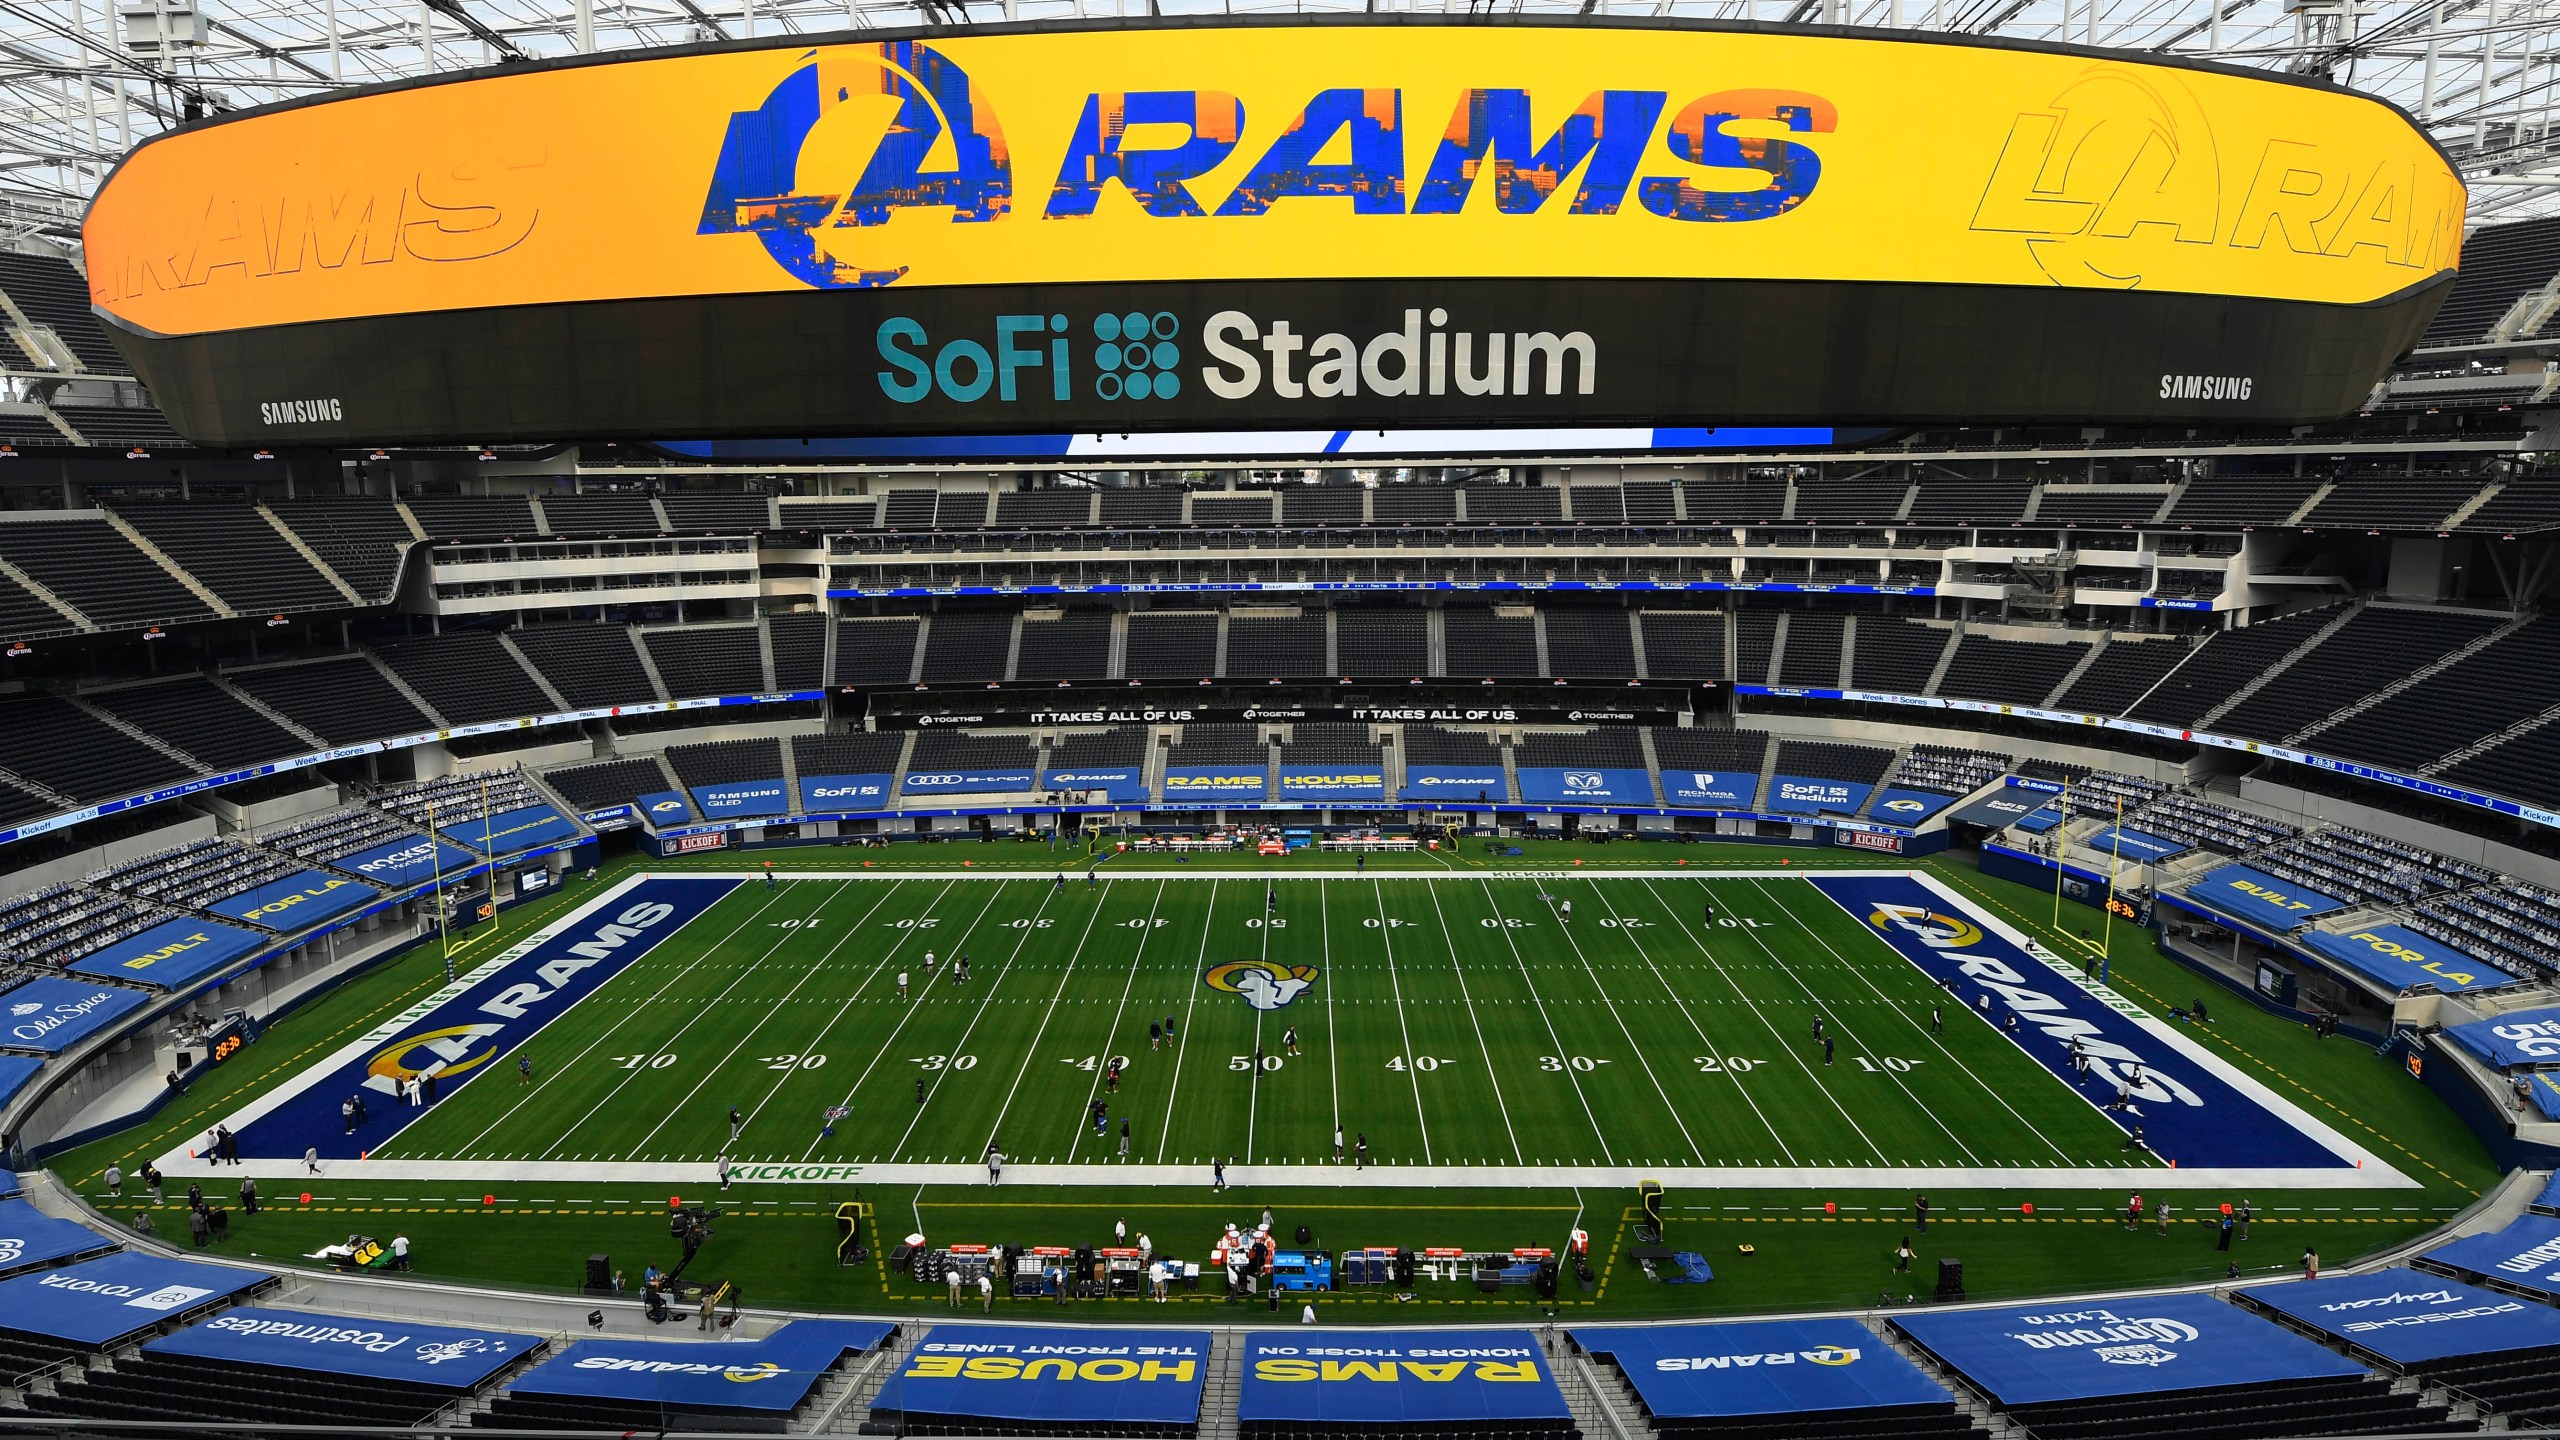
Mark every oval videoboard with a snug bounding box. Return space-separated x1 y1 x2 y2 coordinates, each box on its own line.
84 19 2461 446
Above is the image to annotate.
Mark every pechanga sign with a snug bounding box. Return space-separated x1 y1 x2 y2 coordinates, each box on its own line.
87 22 2458 446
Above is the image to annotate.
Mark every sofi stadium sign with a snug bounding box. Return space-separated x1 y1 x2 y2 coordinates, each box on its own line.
86 21 2457 445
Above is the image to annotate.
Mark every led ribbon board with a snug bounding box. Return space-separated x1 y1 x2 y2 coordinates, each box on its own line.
85 20 2457 445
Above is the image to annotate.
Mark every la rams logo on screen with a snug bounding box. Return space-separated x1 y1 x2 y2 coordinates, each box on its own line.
1205 959 1319 1011
365 1024 504 1086
698 42 1010 289
1865 903 1982 950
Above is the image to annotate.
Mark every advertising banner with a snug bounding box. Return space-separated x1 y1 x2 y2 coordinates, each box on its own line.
0 1197 120 1275
1516 767 1652 804
800 773 896 810
1039 768 1149 804
1162 766 1268 801
146 1306 543 1388
0 1056 41 1111
1810 873 2357 1170
1765 775 1875 815
0 977 148 1054
67 918 266 989
2188 864 2350 932
2425 1215 2560 1304
1239 1331 1571 1428
2085 827 2189 864
221 877 739 1161
689 779 791 819
337 835 481 891
2238 1268 2560 1366
1946 791 2049 829
1892 1294 2362 1407
635 791 694 827
874 1326 1210 1427
1277 766 1387 803
2303 925 2517 995
508 1321 894 1411
439 803 581 856
1868 787 1954 824
1662 770 1759 807
207 870 379 930
1570 1319 1950 1418
2444 1006 2560 1069
0 1253 271 1345
1398 766 1506 804
902 768 1039 797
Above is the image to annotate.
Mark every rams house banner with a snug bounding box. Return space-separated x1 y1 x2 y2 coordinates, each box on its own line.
85 19 2458 445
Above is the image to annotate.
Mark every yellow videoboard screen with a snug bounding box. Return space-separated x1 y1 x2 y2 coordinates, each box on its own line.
78 20 2463 444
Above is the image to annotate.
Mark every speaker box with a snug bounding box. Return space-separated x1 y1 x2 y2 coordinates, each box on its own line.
584 1254 612 1294
1935 1258 1964 1299
1295 1223 1313 1246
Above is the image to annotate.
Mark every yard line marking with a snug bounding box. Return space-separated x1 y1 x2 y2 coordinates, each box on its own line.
530 882 875 1158
1067 879 1168 1161
443 881 808 1159
1320 880 1340 1147
921 879 1111 1160
1774 875 2076 1164
1470 877 1607 1162
1373 879 1437 1163
1417 879 1520 1163
781 879 1008 1140
1711 877 1983 1165
805 881 1040 1161
1155 881 1221 1163
1248 882 1275 1160
1633 877 1892 1165
1578 878 1794 1165
625 878 926 1156
1504 880 1701 1161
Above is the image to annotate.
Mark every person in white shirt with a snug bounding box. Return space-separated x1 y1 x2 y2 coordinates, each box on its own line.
947 1266 964 1308
1301 1302 1317 1324
979 1272 995 1311
897 971 910 1001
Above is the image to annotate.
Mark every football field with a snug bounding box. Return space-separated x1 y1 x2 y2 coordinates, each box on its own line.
179 869 2400 1190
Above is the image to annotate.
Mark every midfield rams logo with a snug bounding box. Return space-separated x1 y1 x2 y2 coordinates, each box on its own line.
1205 959 1319 1011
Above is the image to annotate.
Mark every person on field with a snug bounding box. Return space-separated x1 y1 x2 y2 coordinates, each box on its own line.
897 970 909 1001
1150 1021 1163 1052
1119 1118 1132 1158
1355 1133 1369 1170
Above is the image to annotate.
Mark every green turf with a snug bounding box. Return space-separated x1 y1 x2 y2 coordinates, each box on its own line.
47 837 2503 1320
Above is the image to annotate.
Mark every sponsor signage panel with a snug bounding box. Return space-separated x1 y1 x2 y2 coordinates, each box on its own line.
1810 874 2350 1169
1570 1320 1950 1418
2443 1005 2560 1068
902 769 1038 797
439 803 581 856
0 977 147 1054
2238 1268 2560 1366
67 918 266 989
874 1326 1210 1426
1868 787 1954 823
229 878 737 1160
1398 765 1506 803
207 869 379 930
2302 924 2516 995
2085 827 2189 864
1038 768 1148 804
1516 767 1652 804
1892 1294 2361 1407
1277 766 1386 802
1946 791 2050 829
2425 1215 2560 1304
636 791 694 826
1162 766 1268 801
509 1321 894 1410
1765 775 1875 815
1663 769 1759 807
0 1253 270 1345
1239 1330 1571 1427
690 779 791 819
0 1197 118 1274
2190 864 2350 932
800 773 897 810
0 1056 41 1111
147 1306 542 1387
338 836 481 890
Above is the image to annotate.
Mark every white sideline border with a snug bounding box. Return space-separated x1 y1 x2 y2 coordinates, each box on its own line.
148 867 2419 1190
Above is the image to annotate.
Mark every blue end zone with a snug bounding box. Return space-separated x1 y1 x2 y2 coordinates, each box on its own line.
876 1326 1209 1425
2304 925 2518 994
1807 874 2349 1170
0 1253 271 1346
1893 1295 2362 1407
1239 1331 1570 1427
66 918 266 989
228 877 738 1160
1571 1320 1951 1417
440 804 580 855
2239 1268 2560 1366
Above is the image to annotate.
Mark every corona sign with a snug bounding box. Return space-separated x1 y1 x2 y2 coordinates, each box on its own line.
83 19 2459 445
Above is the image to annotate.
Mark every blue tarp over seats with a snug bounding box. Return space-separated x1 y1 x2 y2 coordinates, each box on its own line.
1891 1294 2365 1411
0 1198 120 1278
1572 1319 1956 1435
2444 1006 2560 1067
439 803 580 856
2425 1215 2560 1304
0 1057 39 1113
2186 864 2349 932
64 918 265 990
146 1306 542 1390
2304 925 2518 995
0 1253 269 1349
1238 1330 1573 1440
2085 827 2189 863
491 1319 894 1431
0 976 147 1054
2536 1171 2560 1217
870 1325 1210 1436
2238 1267 2560 1368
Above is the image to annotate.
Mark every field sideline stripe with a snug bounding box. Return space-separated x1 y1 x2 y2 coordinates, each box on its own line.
1067 879 1168 1162
1417 878 1520 1162
1373 879 1437 1163
1471 876 1610 1161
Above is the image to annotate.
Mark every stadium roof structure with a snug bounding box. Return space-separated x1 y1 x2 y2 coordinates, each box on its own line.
1 0 2557 237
